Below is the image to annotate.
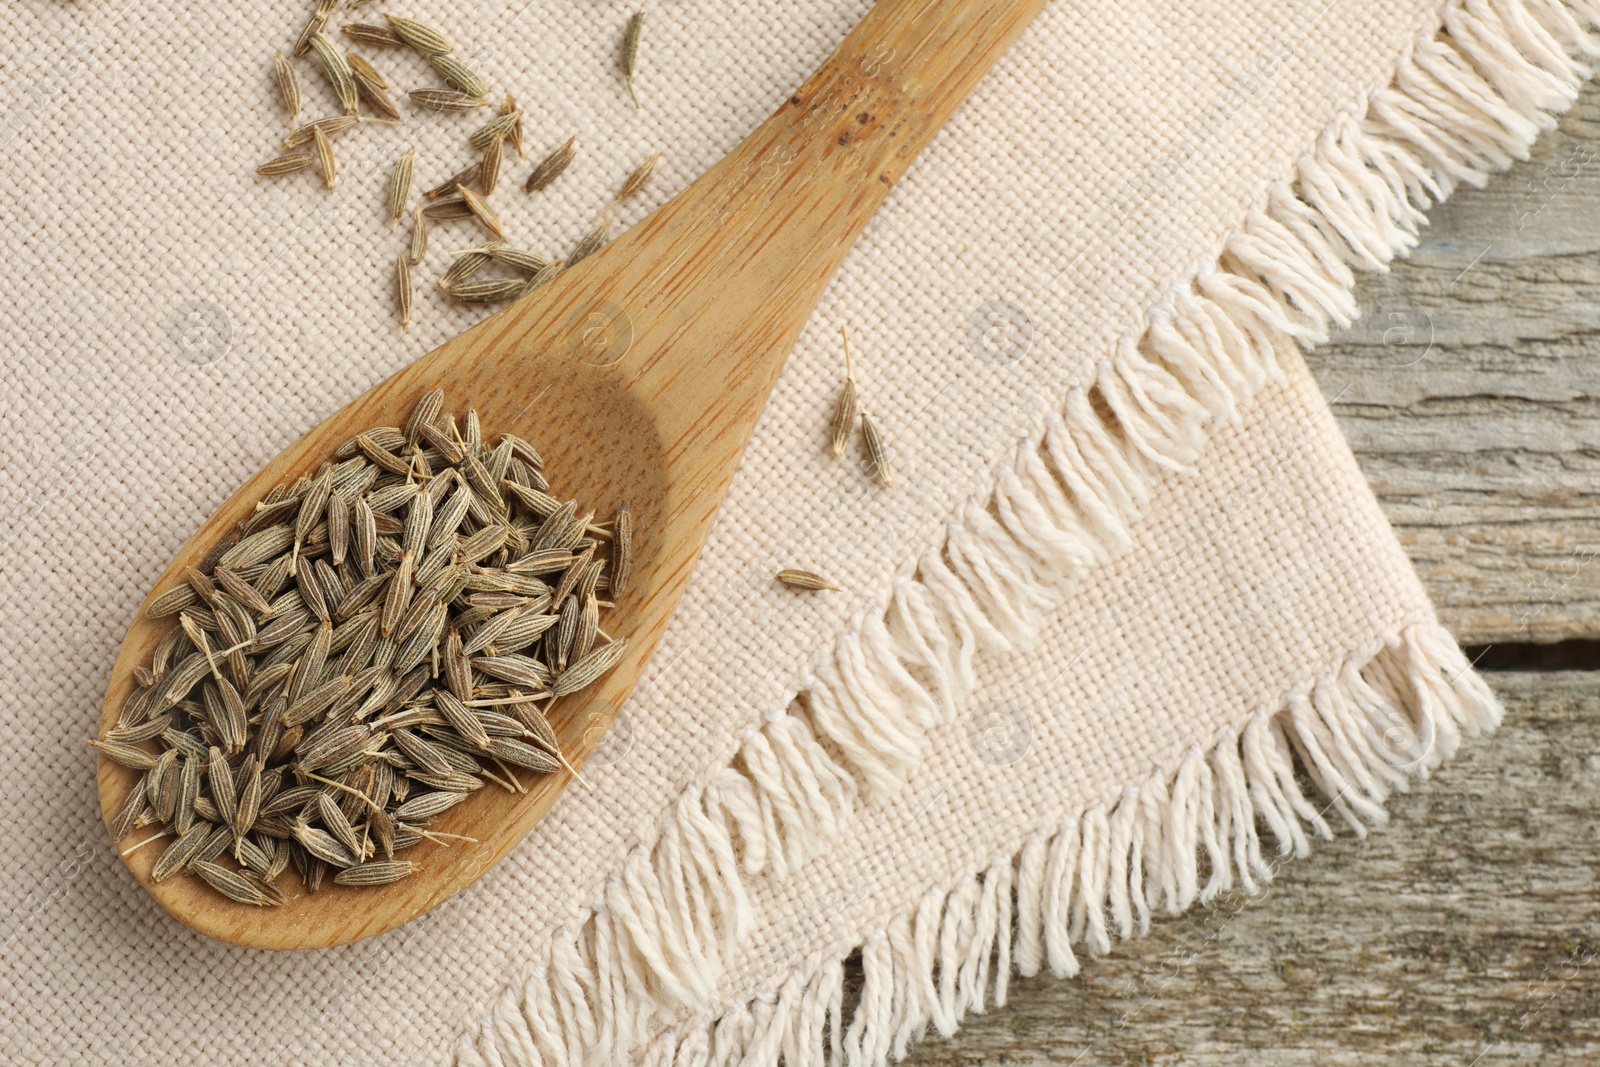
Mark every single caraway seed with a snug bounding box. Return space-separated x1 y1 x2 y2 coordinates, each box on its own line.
282 115 356 148
347 51 388 91
430 54 487 97
396 254 413 330
611 501 633 596
551 639 628 697
408 89 486 112
425 162 481 199
410 204 428 265
312 124 337 190
342 22 404 48
151 824 211 882
256 152 316 178
146 583 197 618
861 409 893 487
384 14 454 56
456 184 506 240
468 110 520 151
524 260 564 293
90 739 159 770
359 84 402 123
387 149 414 229
618 152 660 201
192 861 282 906
830 324 858 457
272 53 302 122
480 243 548 274
422 197 474 220
620 12 643 109
293 6 329 58
448 277 526 303
437 248 491 290
309 33 360 116
503 95 524 158
523 137 575 194
775 569 843 591
479 135 502 195
327 492 349 565
334 860 415 886
566 218 610 267
103 391 628 902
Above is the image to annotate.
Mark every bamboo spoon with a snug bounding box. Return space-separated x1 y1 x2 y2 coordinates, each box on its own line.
97 0 1047 949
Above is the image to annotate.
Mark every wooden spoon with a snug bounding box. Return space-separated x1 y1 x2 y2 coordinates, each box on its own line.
97 0 1046 948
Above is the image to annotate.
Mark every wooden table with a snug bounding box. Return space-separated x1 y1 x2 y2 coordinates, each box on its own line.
907 85 1600 1066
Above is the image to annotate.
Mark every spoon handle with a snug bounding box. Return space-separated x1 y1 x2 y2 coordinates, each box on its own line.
556 0 1049 440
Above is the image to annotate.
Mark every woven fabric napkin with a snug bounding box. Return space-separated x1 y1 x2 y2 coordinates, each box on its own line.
2 0 1593 1062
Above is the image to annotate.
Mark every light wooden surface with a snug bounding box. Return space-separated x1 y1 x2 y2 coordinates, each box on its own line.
96 0 1050 949
907 672 1600 1067
908 78 1600 1067
1310 89 1600 647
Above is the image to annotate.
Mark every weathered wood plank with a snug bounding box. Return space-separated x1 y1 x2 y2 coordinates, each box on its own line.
904 671 1600 1066
917 81 1600 1064
1308 89 1600 645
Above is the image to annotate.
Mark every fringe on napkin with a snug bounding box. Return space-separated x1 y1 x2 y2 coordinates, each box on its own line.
458 0 1600 1062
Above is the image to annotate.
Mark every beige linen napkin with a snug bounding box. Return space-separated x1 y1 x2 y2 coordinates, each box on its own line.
1 0 1592 1063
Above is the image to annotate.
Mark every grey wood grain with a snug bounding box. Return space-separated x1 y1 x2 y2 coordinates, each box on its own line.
1307 89 1600 645
913 81 1600 1066
902 672 1600 1066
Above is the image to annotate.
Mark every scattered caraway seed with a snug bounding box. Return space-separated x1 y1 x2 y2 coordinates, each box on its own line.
396 254 413 330
422 196 474 220
469 110 520 151
362 87 402 124
610 501 632 596
456 184 507 240
566 218 611 268
503 94 525 158
430 54 487 98
312 123 337 190
479 135 503 195
347 50 388 91
448 277 526 303
410 204 428 265
97 389 628 903
438 247 492 290
309 33 360 116
342 22 403 48
775 569 842 591
272 53 302 123
523 260 563 293
388 149 414 228
861 409 893 487
283 115 356 148
385 14 454 56
830 325 858 457
524 137 575 194
409 88 488 112
425 161 481 199
256 152 316 178
293 1 331 57
618 152 660 201
620 12 644 109
482 244 548 273
349 51 401 122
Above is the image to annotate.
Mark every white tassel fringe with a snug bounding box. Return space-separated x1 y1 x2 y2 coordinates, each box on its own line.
460 0 1593 1061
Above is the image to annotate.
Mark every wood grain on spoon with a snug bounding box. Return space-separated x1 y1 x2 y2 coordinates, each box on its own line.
97 0 1048 949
